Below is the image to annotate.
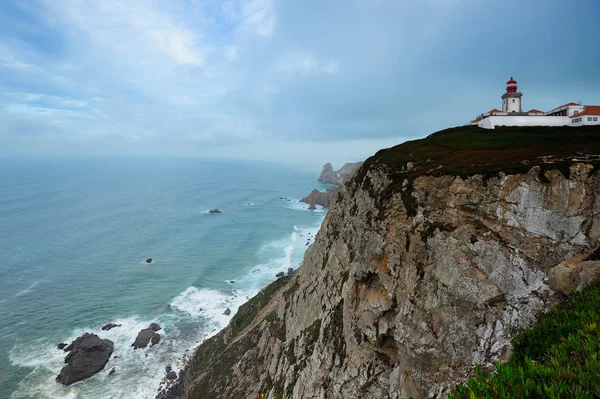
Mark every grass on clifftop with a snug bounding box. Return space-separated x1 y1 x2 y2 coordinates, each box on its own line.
357 125 600 185
448 284 600 399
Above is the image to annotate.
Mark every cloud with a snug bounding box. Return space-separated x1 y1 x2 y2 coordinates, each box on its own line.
0 0 599 166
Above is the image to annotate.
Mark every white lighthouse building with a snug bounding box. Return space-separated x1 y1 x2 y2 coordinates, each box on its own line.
470 77 600 129
501 77 522 113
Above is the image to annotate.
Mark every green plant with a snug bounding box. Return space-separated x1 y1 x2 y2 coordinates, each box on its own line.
448 284 600 398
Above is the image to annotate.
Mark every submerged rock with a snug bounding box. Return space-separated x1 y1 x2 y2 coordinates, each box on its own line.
56 333 114 386
101 323 122 331
146 258 153 264
223 308 231 316
108 367 116 376
275 272 285 278
209 209 221 214
57 343 68 350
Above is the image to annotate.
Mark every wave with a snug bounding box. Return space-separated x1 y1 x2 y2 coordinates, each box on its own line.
9 215 325 399
14 281 39 298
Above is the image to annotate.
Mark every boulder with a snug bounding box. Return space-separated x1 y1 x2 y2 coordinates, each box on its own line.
209 209 221 214
146 258 153 264
549 255 600 295
63 343 74 352
57 343 68 350
56 333 114 386
166 370 178 380
101 323 122 331
148 323 161 332
223 308 231 316
108 367 116 376
276 272 285 278
132 328 160 350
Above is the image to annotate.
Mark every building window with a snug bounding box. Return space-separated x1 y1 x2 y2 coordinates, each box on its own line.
512 99 515 103
588 117 593 121
594 117 598 121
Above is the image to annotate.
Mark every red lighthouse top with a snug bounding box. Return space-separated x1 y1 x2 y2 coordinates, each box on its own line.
506 77 518 93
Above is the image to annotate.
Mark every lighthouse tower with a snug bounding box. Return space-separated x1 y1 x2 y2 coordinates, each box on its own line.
501 77 523 113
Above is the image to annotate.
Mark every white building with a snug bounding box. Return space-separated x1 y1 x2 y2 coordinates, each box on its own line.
472 78 600 129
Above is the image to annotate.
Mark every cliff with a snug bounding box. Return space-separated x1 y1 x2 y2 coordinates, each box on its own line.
300 188 339 209
318 162 363 186
160 125 600 399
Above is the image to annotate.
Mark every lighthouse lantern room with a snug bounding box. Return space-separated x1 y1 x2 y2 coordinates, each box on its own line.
501 77 523 113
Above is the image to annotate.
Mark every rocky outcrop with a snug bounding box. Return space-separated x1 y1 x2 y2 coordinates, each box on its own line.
300 188 339 209
132 324 162 349
548 255 600 295
318 162 362 186
56 333 114 386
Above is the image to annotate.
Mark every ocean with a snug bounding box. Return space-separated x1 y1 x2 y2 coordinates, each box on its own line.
0 158 327 399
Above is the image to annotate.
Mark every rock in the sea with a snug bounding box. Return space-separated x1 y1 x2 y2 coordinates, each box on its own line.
63 343 74 352
275 272 285 278
223 308 231 316
228 280 235 284
146 258 153 264
148 323 161 332
300 187 339 209
287 267 294 275
132 327 161 349
151 333 161 346
108 367 116 376
101 323 122 331
209 209 221 214
56 333 114 386
57 343 68 350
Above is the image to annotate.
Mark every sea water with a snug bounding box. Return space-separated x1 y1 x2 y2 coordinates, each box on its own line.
0 158 328 398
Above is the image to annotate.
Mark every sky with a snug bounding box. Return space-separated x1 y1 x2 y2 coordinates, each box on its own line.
1 0 599 169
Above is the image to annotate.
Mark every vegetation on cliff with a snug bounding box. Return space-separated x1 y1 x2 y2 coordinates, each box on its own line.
449 284 600 399
357 125 600 185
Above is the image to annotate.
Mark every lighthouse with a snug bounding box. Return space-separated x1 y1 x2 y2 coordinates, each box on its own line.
501 77 523 113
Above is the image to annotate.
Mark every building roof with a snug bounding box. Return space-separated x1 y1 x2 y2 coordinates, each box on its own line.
488 108 502 113
571 105 600 117
527 109 544 113
506 77 517 84
470 119 477 123
557 102 581 108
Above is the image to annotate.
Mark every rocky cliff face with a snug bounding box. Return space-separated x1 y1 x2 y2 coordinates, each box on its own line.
162 127 600 399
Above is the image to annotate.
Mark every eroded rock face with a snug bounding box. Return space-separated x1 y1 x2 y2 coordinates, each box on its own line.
548 256 600 295
169 163 600 399
56 333 114 386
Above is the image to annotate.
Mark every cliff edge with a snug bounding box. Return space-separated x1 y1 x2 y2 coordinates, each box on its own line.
160 125 600 399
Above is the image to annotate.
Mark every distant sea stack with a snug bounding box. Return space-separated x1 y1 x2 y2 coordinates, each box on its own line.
301 162 363 210
318 162 362 187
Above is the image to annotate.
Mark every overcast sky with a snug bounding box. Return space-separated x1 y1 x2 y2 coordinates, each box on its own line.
1 0 599 169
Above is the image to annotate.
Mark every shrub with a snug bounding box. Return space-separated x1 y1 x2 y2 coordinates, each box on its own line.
449 284 600 399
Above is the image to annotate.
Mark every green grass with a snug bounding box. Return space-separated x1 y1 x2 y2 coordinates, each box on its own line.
448 284 600 399
355 125 600 188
